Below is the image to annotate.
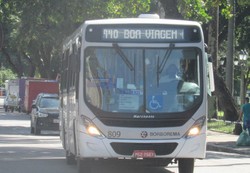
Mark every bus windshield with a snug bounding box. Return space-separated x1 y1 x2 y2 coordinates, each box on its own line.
85 46 202 113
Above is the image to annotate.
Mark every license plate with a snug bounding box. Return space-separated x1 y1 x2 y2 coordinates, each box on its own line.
133 150 156 158
53 119 60 123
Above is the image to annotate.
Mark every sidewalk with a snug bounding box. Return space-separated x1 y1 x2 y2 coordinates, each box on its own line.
207 130 250 155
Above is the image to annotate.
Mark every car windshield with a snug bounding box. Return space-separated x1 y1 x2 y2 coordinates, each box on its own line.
39 97 59 108
84 47 202 113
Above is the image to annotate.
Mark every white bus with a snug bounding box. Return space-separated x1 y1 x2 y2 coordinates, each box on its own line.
60 14 214 173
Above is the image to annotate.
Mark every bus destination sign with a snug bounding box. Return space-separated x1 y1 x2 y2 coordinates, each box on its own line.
86 24 201 43
102 28 184 41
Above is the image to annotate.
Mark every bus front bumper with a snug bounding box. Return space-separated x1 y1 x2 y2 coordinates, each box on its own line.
77 131 206 159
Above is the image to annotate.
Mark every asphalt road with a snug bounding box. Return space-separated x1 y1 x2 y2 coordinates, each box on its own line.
0 109 250 173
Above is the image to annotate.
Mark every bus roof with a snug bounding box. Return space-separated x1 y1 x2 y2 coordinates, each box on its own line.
84 17 201 27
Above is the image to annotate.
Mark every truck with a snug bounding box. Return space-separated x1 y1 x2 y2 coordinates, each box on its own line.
4 79 21 112
24 80 59 113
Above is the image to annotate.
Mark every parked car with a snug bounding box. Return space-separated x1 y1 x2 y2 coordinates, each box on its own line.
30 93 59 135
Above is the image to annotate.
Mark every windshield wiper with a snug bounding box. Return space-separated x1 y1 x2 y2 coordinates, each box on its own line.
112 43 134 71
157 43 175 87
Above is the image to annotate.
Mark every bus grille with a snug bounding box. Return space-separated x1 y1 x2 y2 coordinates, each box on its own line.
110 142 178 156
99 118 186 127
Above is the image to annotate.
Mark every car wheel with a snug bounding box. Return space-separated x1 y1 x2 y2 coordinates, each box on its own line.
30 117 34 134
77 159 91 173
178 158 194 173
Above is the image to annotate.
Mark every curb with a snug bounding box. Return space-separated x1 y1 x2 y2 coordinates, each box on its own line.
207 143 250 155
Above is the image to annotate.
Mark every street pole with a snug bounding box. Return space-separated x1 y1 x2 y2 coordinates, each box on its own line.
240 68 244 105
239 51 248 105
225 0 235 95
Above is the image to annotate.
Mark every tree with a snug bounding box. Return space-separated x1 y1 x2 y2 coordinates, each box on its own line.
0 0 151 79
0 68 17 87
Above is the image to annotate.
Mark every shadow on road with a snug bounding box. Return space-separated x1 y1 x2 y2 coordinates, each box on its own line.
0 157 175 173
0 110 30 121
0 110 59 136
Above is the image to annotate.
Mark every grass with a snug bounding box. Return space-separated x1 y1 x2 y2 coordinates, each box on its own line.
207 119 235 134
207 111 235 134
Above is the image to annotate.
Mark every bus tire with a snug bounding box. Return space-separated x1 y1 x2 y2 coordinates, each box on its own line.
66 151 75 165
31 126 34 134
178 158 194 173
34 126 41 135
77 159 91 173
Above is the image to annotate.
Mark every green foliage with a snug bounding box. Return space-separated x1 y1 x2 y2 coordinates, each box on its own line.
221 5 233 19
106 0 150 18
0 68 17 87
177 0 212 23
208 120 235 134
238 0 250 5
236 12 250 51
1 0 151 78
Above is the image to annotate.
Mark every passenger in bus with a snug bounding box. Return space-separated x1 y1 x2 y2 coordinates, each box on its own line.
160 64 181 83
159 64 182 112
180 59 196 82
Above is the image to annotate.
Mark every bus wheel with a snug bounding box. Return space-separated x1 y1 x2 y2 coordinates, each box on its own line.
178 158 194 173
66 151 75 165
34 126 41 135
30 127 34 134
77 159 91 173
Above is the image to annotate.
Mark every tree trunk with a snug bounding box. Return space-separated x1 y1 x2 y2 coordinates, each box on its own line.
225 0 235 95
23 52 36 77
0 23 3 50
159 0 183 19
214 70 239 121
2 48 20 75
207 6 219 68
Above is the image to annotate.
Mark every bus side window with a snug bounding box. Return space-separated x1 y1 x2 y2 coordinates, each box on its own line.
75 42 81 100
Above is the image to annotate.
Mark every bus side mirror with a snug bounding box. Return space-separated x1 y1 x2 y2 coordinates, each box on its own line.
207 54 215 95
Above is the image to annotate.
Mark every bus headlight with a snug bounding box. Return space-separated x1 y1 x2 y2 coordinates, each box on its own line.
80 115 103 137
87 126 101 136
186 116 206 138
